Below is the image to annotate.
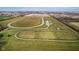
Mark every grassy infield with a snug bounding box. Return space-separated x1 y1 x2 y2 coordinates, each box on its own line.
0 15 79 51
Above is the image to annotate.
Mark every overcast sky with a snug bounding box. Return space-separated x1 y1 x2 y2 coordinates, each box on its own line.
0 7 79 12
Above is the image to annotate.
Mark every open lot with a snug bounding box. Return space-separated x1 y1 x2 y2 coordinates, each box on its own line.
0 14 79 51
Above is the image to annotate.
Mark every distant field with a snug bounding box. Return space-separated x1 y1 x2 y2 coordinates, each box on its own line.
0 16 10 19
69 22 79 31
0 14 79 51
70 22 79 27
0 16 13 21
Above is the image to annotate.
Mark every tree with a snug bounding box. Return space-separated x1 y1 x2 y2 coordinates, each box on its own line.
0 33 3 38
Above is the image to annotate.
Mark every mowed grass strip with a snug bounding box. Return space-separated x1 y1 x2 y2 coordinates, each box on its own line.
11 16 42 27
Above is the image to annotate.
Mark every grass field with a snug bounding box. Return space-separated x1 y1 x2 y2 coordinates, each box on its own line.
0 14 79 51
11 16 42 27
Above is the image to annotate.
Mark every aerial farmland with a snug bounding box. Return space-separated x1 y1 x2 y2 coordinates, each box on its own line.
0 8 79 51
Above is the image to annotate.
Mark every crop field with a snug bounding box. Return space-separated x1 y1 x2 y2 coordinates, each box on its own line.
0 14 79 51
